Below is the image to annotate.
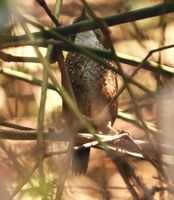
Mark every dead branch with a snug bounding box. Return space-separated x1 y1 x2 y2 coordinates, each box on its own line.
0 127 174 159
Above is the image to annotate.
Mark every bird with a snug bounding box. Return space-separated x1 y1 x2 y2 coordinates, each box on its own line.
65 9 118 173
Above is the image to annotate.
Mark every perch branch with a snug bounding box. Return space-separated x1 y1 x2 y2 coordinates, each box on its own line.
0 128 174 157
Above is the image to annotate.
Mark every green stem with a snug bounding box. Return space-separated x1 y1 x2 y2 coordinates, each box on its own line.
1 2 173 44
1 41 174 76
21 22 48 199
0 67 57 91
36 1 63 198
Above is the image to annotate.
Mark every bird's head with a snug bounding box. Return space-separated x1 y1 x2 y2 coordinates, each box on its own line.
72 9 103 48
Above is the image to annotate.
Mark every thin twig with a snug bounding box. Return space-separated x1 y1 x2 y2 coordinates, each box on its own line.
9 161 39 199
0 50 40 63
0 67 57 92
1 40 173 76
0 120 35 130
1 127 174 156
36 0 60 26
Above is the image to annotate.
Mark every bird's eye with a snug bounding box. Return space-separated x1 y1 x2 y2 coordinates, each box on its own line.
94 30 102 39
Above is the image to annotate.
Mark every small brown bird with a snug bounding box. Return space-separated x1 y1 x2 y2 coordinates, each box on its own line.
65 10 118 173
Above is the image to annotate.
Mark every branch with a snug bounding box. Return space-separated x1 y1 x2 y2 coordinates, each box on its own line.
118 110 158 133
0 2 173 44
0 51 40 63
0 67 58 92
1 41 174 77
0 128 173 157
0 128 70 140
0 120 34 130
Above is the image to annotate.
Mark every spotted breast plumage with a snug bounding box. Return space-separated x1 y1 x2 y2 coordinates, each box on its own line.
65 10 118 173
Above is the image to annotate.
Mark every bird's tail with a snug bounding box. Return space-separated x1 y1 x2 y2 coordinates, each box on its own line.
72 148 90 174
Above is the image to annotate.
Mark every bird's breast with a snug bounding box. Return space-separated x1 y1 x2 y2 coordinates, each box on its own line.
65 30 118 130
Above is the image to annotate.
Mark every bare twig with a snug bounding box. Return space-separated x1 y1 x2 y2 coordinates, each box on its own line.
0 51 40 63
0 127 174 157
0 120 34 130
36 0 60 26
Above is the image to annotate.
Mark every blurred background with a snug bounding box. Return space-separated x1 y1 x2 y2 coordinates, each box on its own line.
0 0 174 199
